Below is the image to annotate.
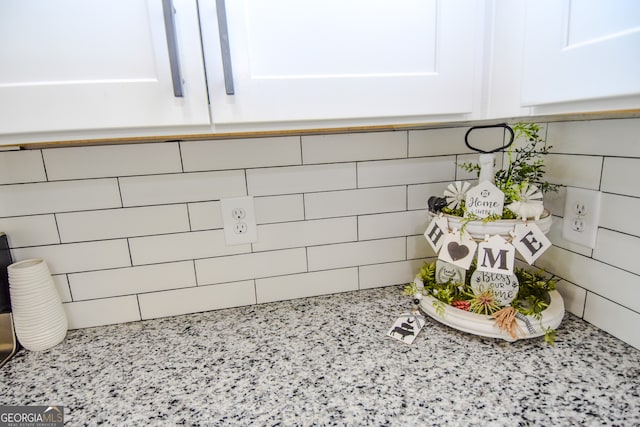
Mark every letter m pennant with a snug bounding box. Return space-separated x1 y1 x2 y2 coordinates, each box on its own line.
476 234 515 275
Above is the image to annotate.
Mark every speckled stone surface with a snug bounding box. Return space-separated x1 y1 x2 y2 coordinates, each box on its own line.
1 285 639 426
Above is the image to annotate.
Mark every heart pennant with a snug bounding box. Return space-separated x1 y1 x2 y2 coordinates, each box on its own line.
438 230 477 270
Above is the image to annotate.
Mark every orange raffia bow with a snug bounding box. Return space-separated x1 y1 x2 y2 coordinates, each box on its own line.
490 306 525 340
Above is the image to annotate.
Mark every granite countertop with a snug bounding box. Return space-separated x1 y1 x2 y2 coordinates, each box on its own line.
1 285 639 426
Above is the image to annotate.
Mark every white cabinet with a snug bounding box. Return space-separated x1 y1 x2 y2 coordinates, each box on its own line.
521 0 640 107
490 0 640 117
0 0 210 143
1 0 638 145
199 0 486 126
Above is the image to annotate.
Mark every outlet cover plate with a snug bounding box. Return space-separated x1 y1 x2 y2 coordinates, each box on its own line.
562 187 601 249
221 196 257 245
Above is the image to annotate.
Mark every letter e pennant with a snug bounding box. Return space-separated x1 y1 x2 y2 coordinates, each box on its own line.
512 223 552 265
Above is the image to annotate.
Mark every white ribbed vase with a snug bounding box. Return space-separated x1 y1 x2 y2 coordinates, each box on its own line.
8 259 68 351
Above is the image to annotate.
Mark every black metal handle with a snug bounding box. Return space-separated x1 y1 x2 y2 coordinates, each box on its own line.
162 0 184 97
464 123 515 154
216 0 235 95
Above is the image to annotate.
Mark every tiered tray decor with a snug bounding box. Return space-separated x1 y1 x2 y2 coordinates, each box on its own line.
405 122 564 343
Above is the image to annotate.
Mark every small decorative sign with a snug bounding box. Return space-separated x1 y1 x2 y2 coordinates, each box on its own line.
511 223 552 264
435 260 466 284
464 181 505 219
424 215 449 253
476 234 516 275
470 270 520 306
438 229 477 270
386 312 425 345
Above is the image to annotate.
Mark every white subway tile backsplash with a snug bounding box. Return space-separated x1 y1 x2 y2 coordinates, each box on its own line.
254 195 305 224
407 183 449 210
0 118 637 349
593 229 640 275
64 296 141 329
12 240 131 274
359 259 426 289
187 197 301 230
253 217 357 252
409 126 505 157
543 187 566 217
53 274 72 303
43 143 181 180
357 157 455 188
119 170 246 207
129 230 250 265
358 210 429 241
302 131 406 164
0 179 121 217
0 150 46 184
409 128 465 157
456 153 503 182
0 215 59 247
555 280 586 317
407 235 437 260
195 248 307 285
57 205 190 243
545 154 603 189
247 163 356 196
599 193 640 237
455 154 481 182
255 268 358 303
584 293 640 350
188 201 223 231
181 137 301 171
601 157 640 198
69 262 196 301
138 281 256 320
307 238 405 271
547 118 640 157
536 246 640 313
304 187 406 220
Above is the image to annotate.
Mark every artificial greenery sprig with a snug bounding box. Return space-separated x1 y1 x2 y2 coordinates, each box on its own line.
404 260 556 320
457 121 560 210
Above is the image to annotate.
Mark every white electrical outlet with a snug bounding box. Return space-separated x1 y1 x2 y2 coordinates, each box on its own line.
562 187 601 248
221 196 257 245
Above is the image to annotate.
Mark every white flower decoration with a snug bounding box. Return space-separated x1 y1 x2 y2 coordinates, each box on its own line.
443 181 471 210
515 183 543 202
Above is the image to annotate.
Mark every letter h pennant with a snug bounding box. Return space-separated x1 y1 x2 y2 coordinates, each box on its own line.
423 215 449 253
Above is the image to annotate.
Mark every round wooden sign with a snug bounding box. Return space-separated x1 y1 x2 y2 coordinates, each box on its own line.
470 270 519 306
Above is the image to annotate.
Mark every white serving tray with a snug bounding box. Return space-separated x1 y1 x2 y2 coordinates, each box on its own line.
419 290 564 342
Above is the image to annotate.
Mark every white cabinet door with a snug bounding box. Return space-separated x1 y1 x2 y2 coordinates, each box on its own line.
521 0 640 106
0 0 210 138
201 0 484 125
